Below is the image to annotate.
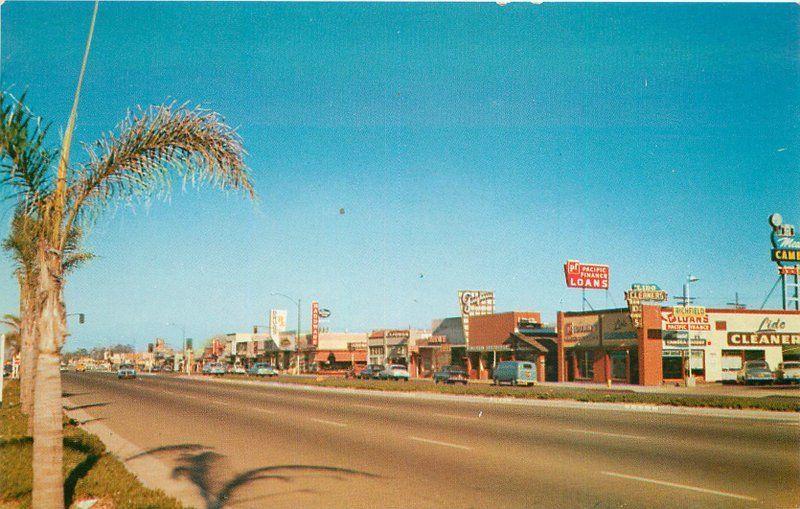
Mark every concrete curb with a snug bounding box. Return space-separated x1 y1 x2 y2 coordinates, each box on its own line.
63 396 203 508
175 375 800 423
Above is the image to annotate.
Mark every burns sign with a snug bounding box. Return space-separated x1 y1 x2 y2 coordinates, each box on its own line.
458 290 495 343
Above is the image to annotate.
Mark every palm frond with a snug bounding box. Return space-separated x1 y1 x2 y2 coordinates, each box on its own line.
66 102 254 234
2 209 41 276
0 92 55 208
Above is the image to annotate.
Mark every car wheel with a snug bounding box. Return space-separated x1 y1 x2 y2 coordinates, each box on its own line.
511 379 518 386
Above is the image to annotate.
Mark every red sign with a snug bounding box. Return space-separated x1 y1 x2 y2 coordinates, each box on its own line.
564 260 610 289
311 301 319 347
779 265 799 275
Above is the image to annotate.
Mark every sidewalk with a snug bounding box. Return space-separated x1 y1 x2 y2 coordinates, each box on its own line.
434 377 800 398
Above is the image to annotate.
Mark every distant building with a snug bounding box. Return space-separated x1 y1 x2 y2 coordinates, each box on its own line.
368 328 431 377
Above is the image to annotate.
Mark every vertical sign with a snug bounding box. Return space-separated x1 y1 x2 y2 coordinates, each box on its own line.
458 290 495 343
311 301 320 347
269 309 287 341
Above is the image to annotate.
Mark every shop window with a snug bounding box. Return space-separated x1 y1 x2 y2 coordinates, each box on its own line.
745 350 765 361
688 350 705 377
577 351 593 379
610 351 627 380
647 329 662 340
721 350 743 372
662 353 683 379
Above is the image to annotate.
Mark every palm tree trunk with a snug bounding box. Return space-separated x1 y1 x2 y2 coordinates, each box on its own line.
32 242 65 509
19 277 38 432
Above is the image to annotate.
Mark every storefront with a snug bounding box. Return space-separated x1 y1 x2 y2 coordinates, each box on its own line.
659 308 800 382
558 305 800 385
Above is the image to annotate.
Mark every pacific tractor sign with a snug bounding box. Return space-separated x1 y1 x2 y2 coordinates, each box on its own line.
563 260 610 289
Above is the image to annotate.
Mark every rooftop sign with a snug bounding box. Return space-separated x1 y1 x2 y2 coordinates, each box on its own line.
563 260 609 290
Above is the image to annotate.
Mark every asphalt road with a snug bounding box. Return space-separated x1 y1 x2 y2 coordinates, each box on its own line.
62 372 799 509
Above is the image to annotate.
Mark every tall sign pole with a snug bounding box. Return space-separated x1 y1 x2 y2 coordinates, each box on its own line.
770 213 800 310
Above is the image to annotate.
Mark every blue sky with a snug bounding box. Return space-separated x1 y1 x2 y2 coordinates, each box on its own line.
1 2 798 351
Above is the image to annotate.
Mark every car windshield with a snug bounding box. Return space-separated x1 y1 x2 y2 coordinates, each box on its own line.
748 362 768 369
783 362 800 368
391 365 406 370
120 364 133 370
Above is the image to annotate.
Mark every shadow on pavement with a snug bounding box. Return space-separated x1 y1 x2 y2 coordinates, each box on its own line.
63 401 111 411
128 443 379 509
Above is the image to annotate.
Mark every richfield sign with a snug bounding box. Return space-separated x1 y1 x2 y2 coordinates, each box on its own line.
458 290 495 342
662 306 711 331
563 260 609 289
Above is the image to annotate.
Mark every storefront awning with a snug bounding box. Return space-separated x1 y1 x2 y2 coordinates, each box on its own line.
503 333 548 353
313 350 367 363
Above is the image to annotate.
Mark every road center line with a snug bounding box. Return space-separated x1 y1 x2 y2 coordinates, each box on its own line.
601 471 757 502
565 428 646 440
310 418 348 427
409 436 472 451
351 403 384 410
431 412 480 421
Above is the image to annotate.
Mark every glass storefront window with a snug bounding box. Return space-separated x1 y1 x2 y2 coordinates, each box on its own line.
577 351 593 379
610 351 627 380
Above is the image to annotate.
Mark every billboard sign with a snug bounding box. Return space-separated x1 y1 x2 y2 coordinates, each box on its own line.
269 309 287 341
311 301 319 347
458 290 495 342
563 260 609 289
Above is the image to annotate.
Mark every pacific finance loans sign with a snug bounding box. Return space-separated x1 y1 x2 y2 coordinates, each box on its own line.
563 260 609 289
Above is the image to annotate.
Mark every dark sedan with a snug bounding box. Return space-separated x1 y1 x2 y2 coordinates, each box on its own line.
433 365 468 385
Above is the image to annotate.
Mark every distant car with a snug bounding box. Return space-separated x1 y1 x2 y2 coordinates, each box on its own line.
228 363 247 375
737 360 775 385
380 364 410 381
162 364 174 373
777 361 800 384
357 364 385 380
75 363 86 373
203 362 226 375
247 363 279 377
493 361 537 386
433 365 468 385
150 364 161 373
117 364 137 379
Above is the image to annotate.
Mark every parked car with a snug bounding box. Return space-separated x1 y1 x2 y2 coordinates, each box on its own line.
248 363 279 377
777 361 800 384
493 361 537 386
150 364 161 373
75 363 86 373
117 363 137 379
379 364 410 381
228 363 247 375
433 365 468 385
162 364 174 373
203 362 226 376
737 360 775 385
357 364 385 380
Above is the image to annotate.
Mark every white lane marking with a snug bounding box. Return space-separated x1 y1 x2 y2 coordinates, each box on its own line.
409 436 472 451
310 418 347 427
431 412 480 421
601 471 757 502
351 403 384 410
565 428 646 440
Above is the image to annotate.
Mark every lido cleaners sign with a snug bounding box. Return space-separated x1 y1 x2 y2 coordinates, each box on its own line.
728 317 800 347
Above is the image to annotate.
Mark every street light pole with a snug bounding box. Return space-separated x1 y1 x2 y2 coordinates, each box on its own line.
683 276 699 387
271 293 302 375
167 322 186 372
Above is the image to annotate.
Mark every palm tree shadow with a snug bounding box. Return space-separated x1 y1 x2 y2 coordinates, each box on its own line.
128 444 380 509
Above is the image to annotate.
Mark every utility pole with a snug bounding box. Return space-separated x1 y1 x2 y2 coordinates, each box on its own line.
677 276 699 387
726 292 747 310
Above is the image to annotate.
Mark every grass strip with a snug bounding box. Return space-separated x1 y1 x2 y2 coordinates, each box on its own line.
0 379 184 509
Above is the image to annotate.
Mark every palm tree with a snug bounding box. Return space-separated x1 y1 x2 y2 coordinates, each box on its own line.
1 313 21 358
2 96 254 508
3 209 93 432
